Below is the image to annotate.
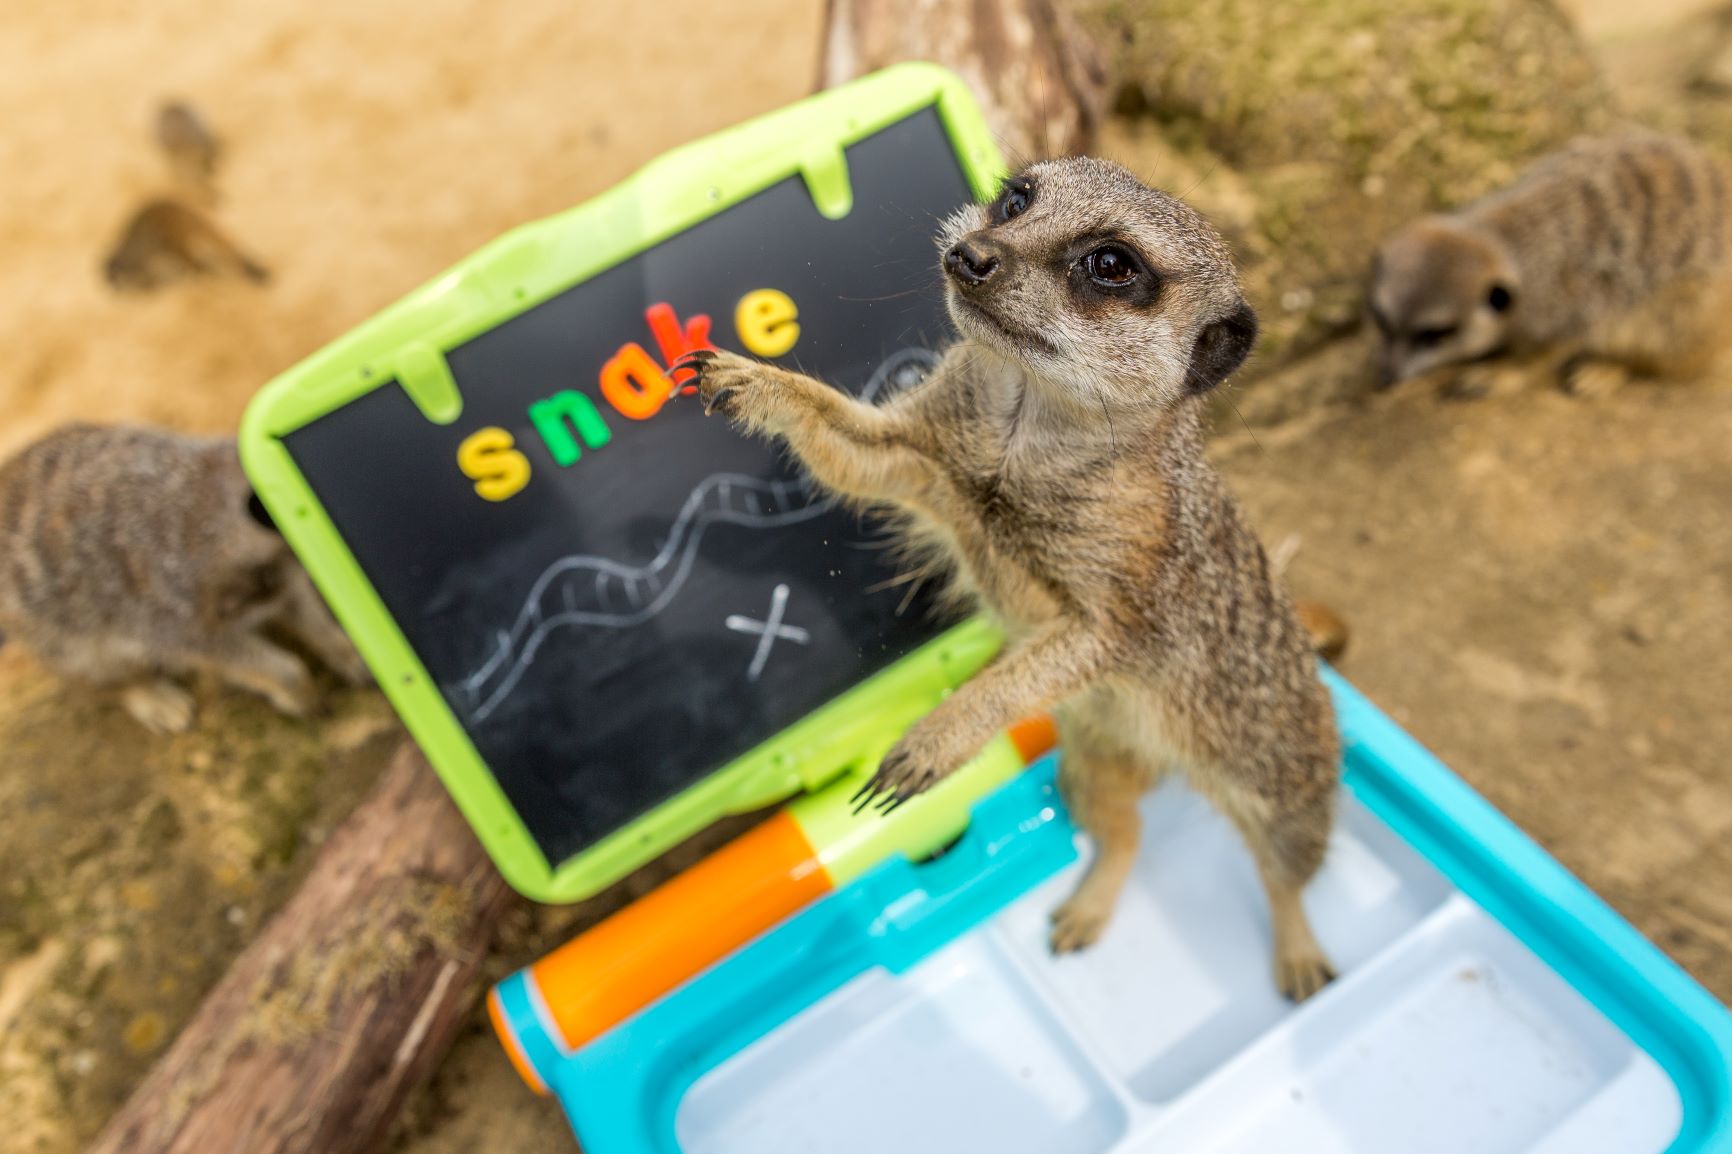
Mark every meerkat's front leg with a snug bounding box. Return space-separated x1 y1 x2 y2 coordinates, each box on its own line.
855 624 1107 811
676 349 937 505
1442 347 1571 400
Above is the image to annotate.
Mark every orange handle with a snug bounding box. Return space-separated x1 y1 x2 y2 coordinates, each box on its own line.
525 810 833 1059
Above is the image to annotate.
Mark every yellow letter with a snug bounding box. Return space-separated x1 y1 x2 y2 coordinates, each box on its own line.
457 426 531 502
735 289 800 358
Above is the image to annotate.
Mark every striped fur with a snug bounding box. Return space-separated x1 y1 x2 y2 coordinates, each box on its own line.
1371 133 1732 392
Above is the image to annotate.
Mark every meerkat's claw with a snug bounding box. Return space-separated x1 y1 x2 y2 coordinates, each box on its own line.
1048 895 1112 954
702 387 737 416
670 349 716 376
1276 951 1338 1003
849 777 885 814
850 746 946 818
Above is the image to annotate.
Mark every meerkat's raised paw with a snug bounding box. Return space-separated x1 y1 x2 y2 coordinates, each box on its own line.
673 349 766 419
120 679 196 735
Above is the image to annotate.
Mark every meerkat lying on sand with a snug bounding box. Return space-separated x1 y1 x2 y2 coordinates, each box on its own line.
0 424 366 733
1371 132 1732 397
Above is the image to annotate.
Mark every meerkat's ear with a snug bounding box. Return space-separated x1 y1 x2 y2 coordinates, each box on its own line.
1184 299 1259 394
246 490 280 534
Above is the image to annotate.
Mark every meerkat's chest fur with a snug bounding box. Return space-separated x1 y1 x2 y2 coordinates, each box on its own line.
909 351 1200 647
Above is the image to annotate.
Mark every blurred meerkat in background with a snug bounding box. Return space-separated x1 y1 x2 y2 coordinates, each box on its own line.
103 98 268 292
155 99 222 192
1370 132 1732 398
103 198 269 291
0 424 368 733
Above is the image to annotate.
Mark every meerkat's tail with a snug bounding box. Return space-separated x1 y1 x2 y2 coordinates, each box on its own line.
1269 535 1350 661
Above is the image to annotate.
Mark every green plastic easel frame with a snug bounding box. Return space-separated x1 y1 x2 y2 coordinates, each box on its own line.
240 64 1008 903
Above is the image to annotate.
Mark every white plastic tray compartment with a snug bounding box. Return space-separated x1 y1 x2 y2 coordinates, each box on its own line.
995 783 1454 1102
676 934 1128 1154
1140 901 1681 1154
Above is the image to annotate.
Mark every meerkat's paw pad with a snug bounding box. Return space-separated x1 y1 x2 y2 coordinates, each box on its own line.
1048 895 1112 954
1560 360 1630 398
122 681 195 735
1276 950 1338 1003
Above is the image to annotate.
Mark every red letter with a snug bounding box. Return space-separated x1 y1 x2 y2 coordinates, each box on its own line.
644 302 713 386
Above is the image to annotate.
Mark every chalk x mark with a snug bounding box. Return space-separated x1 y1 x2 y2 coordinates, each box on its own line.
725 583 810 682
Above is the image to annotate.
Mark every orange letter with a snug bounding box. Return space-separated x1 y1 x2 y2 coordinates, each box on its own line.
457 426 531 502
600 342 675 420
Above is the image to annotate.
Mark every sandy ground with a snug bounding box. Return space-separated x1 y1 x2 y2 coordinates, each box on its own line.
0 3 821 1151
1 2 1730 1152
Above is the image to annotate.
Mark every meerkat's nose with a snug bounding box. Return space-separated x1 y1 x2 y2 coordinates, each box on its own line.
944 238 1002 287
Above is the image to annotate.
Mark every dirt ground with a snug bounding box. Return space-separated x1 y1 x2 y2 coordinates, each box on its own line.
1 2 1729 1153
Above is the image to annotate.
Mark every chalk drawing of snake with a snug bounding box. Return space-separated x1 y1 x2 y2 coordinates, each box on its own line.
453 346 940 722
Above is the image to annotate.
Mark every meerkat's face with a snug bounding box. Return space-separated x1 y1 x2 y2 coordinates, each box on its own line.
936 158 1257 410
1369 219 1518 388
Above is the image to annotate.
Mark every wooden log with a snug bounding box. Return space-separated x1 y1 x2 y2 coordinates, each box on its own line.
85 743 516 1154
819 0 1108 159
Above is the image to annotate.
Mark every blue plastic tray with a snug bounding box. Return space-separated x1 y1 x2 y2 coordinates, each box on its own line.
500 671 1732 1153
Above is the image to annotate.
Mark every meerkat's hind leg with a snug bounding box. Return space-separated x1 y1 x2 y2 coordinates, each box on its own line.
1210 779 1338 1002
119 678 196 734
1050 748 1150 954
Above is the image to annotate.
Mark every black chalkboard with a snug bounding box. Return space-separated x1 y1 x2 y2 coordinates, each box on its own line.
284 109 975 869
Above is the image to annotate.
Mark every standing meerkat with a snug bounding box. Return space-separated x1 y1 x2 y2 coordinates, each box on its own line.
0 424 368 733
1370 132 1732 396
678 158 1341 1001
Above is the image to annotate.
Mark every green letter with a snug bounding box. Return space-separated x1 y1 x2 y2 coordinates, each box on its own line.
529 390 613 467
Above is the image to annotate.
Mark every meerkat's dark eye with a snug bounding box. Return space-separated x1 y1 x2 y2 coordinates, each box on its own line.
1083 245 1140 288
1411 325 1458 348
995 178 1034 222
1487 284 1513 312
